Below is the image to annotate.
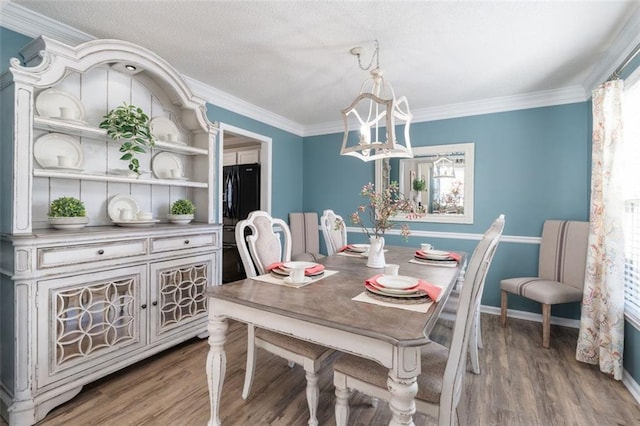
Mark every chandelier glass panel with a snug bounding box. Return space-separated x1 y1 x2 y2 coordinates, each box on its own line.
341 40 413 162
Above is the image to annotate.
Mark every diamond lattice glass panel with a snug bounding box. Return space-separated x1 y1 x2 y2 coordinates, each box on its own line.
55 278 136 367
159 263 208 328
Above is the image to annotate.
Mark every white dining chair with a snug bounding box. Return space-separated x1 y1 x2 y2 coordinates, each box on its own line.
333 214 505 426
320 209 347 256
437 214 505 375
235 210 333 426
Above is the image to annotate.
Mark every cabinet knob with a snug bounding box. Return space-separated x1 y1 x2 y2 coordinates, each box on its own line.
97 249 105 255
141 304 147 309
184 240 190 244
152 301 158 306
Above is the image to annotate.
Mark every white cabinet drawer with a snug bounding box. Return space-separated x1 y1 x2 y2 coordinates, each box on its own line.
150 233 216 253
38 240 147 269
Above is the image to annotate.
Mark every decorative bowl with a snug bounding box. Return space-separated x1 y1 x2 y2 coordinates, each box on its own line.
48 216 89 230
167 214 194 225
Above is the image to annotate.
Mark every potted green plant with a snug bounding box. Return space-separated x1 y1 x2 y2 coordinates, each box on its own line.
99 102 154 175
48 196 89 229
168 199 196 224
412 178 427 204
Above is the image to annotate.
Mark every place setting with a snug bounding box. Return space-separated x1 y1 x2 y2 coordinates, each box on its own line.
337 243 370 257
410 243 462 267
352 263 446 313
253 261 338 288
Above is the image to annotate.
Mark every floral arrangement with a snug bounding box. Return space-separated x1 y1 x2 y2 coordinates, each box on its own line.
351 182 417 240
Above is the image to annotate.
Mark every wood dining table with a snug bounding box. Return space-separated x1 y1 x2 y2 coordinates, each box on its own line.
205 246 465 426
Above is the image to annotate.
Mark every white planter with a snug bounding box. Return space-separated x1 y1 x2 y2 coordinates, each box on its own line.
48 216 89 230
167 214 194 225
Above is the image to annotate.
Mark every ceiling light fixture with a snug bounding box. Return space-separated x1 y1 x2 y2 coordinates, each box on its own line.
341 40 413 162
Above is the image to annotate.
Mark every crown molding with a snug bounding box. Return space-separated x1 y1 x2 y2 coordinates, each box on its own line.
583 4 640 93
0 2 94 45
303 85 587 137
184 76 304 136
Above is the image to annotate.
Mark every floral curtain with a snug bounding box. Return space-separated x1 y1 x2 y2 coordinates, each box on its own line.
576 79 626 380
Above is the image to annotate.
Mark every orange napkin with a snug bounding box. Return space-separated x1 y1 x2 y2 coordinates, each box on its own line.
304 264 325 275
415 250 461 262
365 274 442 302
266 262 285 272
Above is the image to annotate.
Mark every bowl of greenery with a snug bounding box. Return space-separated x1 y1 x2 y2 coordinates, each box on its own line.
167 199 195 224
48 196 89 229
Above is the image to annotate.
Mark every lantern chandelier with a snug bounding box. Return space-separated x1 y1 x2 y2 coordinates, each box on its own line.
341 40 413 162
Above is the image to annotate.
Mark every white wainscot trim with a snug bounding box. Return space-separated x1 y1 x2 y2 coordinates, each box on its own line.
343 226 541 245
623 370 640 406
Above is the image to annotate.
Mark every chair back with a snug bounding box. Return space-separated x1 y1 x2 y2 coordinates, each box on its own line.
440 214 505 425
320 209 347 256
538 220 590 290
235 210 292 277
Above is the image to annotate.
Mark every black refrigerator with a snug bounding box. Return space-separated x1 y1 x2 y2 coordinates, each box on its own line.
222 163 260 283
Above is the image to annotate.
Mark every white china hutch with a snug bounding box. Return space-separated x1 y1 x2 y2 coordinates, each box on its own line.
0 37 221 425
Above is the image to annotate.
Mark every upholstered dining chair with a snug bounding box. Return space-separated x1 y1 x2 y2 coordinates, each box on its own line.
500 220 589 348
235 210 333 426
320 209 347 256
438 214 505 375
333 215 505 426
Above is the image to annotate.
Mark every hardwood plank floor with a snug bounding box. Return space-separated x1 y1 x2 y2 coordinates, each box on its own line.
2 314 638 425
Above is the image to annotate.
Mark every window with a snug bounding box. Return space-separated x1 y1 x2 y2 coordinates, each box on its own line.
623 73 640 327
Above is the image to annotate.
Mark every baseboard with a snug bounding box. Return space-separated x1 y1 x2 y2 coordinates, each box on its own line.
480 305 581 329
482 305 640 405
623 370 640 405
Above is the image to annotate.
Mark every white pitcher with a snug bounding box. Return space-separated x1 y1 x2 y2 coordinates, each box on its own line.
367 235 386 268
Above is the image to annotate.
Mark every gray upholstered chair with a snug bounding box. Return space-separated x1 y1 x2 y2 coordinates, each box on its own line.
320 209 347 255
333 215 505 426
235 211 333 426
289 212 325 261
500 220 589 348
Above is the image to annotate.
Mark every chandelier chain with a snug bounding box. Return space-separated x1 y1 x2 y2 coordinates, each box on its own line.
356 39 380 71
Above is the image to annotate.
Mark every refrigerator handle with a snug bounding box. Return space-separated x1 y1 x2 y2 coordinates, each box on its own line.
233 169 240 218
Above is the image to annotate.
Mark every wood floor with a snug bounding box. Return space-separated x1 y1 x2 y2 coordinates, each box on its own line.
3 314 638 425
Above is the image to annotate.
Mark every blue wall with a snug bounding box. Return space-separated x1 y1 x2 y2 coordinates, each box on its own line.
0 27 31 73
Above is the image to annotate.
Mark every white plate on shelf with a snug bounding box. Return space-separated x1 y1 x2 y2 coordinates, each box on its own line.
376 275 419 290
112 219 160 228
152 152 183 179
35 88 86 121
107 194 140 222
34 133 84 169
150 116 181 143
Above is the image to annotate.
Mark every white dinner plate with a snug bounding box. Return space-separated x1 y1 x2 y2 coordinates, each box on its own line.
417 249 453 260
282 261 319 270
376 275 419 290
152 152 183 179
34 133 84 169
347 243 369 253
368 280 421 295
150 116 180 143
365 283 427 299
35 88 86 121
107 194 140 222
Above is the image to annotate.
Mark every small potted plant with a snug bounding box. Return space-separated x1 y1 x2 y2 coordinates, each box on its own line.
99 102 154 176
168 199 195 224
48 196 89 229
412 178 427 204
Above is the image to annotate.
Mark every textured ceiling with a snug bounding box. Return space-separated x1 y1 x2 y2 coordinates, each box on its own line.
9 0 640 129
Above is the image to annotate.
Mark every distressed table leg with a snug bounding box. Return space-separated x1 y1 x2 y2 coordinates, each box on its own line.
206 315 228 426
387 372 418 426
